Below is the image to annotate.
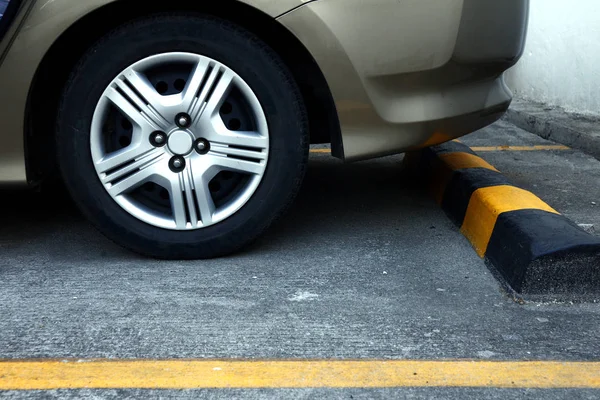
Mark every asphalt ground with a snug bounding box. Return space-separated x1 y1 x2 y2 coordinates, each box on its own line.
0 120 599 398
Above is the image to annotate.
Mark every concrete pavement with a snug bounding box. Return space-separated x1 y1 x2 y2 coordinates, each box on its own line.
0 121 599 398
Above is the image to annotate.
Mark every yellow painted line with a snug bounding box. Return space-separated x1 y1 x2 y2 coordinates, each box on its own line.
1 359 600 390
470 145 570 152
311 145 569 155
430 152 498 204
461 185 559 257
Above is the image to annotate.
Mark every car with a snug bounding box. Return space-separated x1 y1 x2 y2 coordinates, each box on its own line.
0 0 529 259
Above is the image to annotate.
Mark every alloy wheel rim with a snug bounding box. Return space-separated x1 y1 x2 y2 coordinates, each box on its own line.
90 52 269 230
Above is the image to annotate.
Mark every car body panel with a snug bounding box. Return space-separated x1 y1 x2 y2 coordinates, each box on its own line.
0 0 529 184
278 0 529 160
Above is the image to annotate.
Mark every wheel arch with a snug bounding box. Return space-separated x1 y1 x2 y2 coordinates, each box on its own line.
26 0 342 184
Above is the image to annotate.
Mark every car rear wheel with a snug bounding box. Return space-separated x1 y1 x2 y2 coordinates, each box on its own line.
56 14 308 259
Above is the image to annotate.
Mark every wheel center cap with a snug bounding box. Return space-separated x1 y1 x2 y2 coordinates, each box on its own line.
168 130 194 155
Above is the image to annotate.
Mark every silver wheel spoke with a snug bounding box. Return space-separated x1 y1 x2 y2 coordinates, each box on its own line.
105 88 158 132
192 69 235 125
170 160 215 229
205 70 235 117
211 129 269 150
96 142 157 175
170 173 196 229
192 163 217 226
123 70 175 128
183 59 212 119
106 160 164 197
111 76 170 131
210 142 267 161
205 153 265 176
194 180 216 227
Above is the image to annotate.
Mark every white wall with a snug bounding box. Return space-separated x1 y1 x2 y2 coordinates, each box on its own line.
505 0 600 116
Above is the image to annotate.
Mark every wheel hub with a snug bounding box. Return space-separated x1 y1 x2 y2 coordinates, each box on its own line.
167 130 194 155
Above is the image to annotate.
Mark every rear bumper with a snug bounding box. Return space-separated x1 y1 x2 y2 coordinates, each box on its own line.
279 0 529 161
339 75 513 160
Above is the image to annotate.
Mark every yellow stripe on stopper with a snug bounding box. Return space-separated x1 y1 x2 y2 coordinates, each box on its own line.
438 153 499 172
461 185 559 257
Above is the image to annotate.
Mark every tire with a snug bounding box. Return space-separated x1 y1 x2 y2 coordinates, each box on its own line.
56 14 308 259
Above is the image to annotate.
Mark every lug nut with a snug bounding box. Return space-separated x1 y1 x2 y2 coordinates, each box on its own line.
194 138 210 154
150 131 167 147
194 139 210 154
169 156 186 172
176 113 191 128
